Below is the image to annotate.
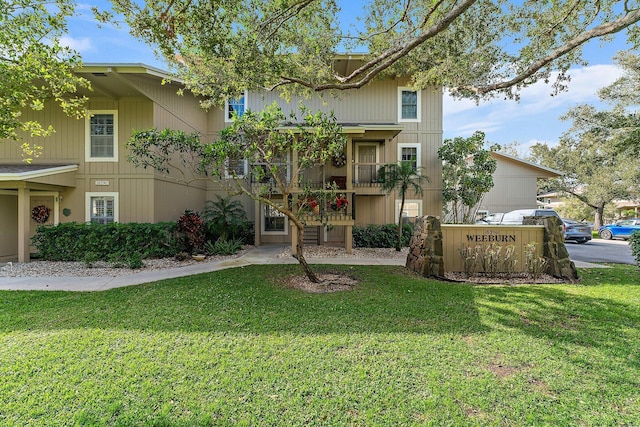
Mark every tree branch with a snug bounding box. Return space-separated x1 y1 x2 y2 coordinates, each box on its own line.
467 8 640 96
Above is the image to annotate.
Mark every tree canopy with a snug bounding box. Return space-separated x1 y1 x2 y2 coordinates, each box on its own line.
438 131 498 224
107 0 640 105
127 103 347 283
1 0 90 160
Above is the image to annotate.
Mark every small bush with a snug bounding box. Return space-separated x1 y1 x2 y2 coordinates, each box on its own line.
630 231 640 268
204 238 243 256
353 224 414 248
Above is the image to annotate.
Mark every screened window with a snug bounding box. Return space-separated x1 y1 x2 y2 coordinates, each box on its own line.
263 204 287 234
226 158 248 178
90 196 115 224
397 87 421 122
400 146 418 170
86 111 118 162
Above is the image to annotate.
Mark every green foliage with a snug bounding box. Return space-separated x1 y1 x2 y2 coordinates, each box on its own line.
204 238 244 256
378 161 429 251
127 103 347 282
110 0 640 103
31 222 181 265
439 131 498 223
1 0 90 160
630 231 640 268
203 195 250 242
353 224 413 248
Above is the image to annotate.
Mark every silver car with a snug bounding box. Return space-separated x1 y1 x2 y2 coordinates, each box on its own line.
563 219 592 244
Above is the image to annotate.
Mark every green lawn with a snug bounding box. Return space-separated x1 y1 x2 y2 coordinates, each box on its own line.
1 264 639 426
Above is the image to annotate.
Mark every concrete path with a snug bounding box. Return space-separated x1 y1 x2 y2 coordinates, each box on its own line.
0 245 607 292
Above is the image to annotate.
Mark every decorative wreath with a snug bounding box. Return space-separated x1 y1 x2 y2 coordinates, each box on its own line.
31 205 51 224
332 153 347 168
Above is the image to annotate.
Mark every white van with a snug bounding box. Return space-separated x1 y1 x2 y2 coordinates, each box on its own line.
499 209 565 237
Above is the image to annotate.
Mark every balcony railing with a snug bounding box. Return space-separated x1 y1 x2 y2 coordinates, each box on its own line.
352 163 384 188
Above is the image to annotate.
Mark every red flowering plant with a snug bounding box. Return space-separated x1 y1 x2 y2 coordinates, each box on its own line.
330 194 349 212
177 210 205 253
31 205 51 223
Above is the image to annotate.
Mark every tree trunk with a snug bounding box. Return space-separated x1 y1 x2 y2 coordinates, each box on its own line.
396 195 405 251
595 202 606 229
292 224 321 283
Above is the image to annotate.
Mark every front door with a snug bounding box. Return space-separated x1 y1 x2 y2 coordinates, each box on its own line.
356 144 378 183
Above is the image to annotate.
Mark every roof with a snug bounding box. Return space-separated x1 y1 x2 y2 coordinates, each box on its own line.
490 151 564 178
0 164 78 180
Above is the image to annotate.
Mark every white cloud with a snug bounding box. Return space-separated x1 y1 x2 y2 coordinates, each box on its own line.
59 36 93 53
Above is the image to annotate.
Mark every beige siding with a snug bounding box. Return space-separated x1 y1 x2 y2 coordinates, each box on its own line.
153 179 208 223
479 159 545 214
0 195 18 261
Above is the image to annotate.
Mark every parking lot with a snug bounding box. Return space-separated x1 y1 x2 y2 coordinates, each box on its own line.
565 238 635 265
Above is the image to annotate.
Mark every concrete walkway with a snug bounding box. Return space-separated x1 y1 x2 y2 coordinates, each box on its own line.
0 245 606 292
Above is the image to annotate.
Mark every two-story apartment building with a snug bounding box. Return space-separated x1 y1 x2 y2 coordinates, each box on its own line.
0 61 443 262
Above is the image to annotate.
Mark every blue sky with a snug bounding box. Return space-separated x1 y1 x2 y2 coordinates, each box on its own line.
65 2 633 157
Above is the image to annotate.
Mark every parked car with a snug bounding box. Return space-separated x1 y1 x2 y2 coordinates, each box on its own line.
563 219 592 244
499 208 565 237
476 212 504 224
598 218 640 240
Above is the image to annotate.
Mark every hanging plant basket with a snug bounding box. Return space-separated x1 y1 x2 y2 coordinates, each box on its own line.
31 205 51 224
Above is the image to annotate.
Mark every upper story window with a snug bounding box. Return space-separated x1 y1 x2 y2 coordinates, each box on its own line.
86 192 118 224
86 111 118 162
225 91 248 122
398 143 421 170
398 87 421 122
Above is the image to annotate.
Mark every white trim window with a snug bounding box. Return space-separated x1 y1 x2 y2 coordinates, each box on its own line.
262 202 288 235
397 87 421 122
398 143 421 170
85 111 118 162
225 158 249 178
225 91 248 122
86 192 118 224
395 199 422 223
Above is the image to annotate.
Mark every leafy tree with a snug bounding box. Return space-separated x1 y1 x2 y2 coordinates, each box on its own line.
1 0 90 161
107 0 640 104
378 161 429 251
529 123 640 228
127 103 346 283
438 131 498 223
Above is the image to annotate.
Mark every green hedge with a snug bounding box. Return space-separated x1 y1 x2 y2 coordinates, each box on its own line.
630 230 640 268
31 222 182 262
353 224 414 248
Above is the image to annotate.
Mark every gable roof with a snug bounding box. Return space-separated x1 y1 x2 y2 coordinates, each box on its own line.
490 151 564 178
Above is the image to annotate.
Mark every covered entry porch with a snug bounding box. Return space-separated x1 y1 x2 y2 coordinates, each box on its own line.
0 164 78 262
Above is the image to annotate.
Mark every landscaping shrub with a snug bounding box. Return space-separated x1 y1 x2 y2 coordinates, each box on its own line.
353 223 414 248
630 230 640 268
32 222 181 263
204 238 244 256
177 210 205 254
203 196 252 243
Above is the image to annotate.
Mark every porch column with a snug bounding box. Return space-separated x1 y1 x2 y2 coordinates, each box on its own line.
17 187 30 263
254 199 261 246
345 225 353 254
346 136 353 190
